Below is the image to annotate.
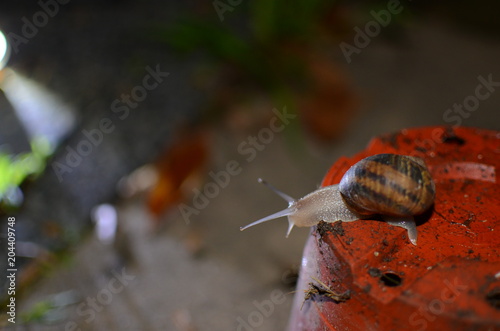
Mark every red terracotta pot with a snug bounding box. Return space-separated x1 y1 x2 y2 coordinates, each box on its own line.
287 126 500 331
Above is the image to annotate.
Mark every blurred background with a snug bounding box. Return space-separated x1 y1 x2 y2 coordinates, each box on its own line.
0 0 499 330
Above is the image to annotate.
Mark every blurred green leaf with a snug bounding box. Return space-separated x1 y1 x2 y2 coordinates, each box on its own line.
151 19 252 64
20 300 54 323
250 0 328 43
0 137 49 209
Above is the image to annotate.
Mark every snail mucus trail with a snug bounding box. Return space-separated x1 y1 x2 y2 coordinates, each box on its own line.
240 154 436 245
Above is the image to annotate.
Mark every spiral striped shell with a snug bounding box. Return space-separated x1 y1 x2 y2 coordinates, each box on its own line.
338 154 435 217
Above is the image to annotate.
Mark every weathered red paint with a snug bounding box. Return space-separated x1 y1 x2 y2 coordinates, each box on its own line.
288 126 500 331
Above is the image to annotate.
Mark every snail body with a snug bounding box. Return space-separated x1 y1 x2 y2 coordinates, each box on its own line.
240 154 435 245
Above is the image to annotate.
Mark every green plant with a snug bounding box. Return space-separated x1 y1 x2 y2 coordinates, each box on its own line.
0 137 51 210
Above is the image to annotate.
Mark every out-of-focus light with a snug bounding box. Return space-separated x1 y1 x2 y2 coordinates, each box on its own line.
0 53 76 208
116 164 158 198
0 68 76 152
91 204 118 245
0 30 10 70
2 186 23 207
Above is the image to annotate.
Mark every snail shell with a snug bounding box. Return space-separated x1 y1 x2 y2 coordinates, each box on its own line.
339 154 435 217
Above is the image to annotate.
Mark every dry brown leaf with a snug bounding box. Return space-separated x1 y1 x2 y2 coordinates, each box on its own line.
298 50 357 142
147 128 210 220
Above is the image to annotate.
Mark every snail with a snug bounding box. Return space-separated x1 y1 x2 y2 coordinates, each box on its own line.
240 154 435 245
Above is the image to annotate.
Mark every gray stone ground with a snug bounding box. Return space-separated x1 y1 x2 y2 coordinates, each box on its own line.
0 2 500 331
